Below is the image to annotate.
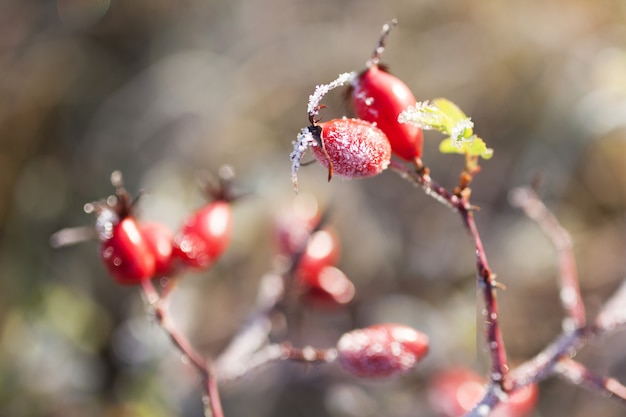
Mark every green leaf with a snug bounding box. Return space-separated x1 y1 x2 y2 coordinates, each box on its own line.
432 98 467 125
468 137 494 159
438 136 494 159
433 98 474 138
400 98 493 160
439 137 464 154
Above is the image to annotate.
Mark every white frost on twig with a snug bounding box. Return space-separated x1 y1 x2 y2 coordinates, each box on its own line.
290 128 318 192
307 72 356 117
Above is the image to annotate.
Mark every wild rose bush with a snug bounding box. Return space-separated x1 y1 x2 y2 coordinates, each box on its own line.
51 20 626 417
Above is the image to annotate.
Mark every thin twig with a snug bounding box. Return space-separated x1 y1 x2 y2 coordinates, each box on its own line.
389 160 509 387
460 206 509 385
140 279 224 417
594 278 626 333
555 358 626 403
509 187 586 329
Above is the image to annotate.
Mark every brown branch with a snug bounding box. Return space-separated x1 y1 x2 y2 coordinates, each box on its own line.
140 279 224 417
594 278 626 333
509 187 586 329
389 160 509 387
555 358 626 403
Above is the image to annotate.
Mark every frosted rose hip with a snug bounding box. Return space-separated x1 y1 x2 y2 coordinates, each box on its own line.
312 118 391 178
337 323 429 378
290 118 392 191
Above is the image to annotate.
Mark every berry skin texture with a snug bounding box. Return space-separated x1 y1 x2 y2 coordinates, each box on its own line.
351 65 423 161
173 200 232 270
336 323 429 378
311 118 391 179
139 222 174 277
100 217 156 285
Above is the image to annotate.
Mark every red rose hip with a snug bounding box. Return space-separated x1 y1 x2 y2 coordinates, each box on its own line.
299 265 355 309
349 20 423 162
173 200 232 270
100 217 156 285
351 66 423 161
310 118 392 179
336 323 429 378
139 222 174 277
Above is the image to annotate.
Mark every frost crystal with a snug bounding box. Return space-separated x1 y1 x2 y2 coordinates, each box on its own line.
307 72 356 116
290 128 317 192
450 118 474 146
398 101 443 130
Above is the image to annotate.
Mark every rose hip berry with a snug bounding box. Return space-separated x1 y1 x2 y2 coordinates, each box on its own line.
86 171 157 285
336 323 429 378
139 222 174 277
100 217 156 285
349 19 423 162
173 199 233 270
295 229 340 282
290 72 393 191
307 118 391 180
428 368 538 417
299 265 355 309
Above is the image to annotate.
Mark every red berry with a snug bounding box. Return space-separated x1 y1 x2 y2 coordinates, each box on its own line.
299 265 355 309
429 368 486 417
492 383 538 417
351 65 423 161
336 323 429 378
173 200 232 270
139 222 174 277
310 118 391 179
295 229 340 281
428 368 538 417
100 217 156 285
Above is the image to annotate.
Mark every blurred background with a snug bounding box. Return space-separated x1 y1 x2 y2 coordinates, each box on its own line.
2 0 626 416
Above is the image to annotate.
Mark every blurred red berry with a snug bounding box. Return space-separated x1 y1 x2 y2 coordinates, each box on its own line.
100 217 156 285
492 383 538 417
173 200 232 270
311 118 391 179
429 368 486 417
139 222 174 277
299 265 355 309
429 368 538 417
337 323 429 378
295 229 340 281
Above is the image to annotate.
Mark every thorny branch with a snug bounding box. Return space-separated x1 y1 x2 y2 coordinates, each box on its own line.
389 159 509 388
389 162 626 414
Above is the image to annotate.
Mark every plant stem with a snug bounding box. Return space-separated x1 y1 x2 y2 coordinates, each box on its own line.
140 279 224 417
509 187 586 329
389 160 509 387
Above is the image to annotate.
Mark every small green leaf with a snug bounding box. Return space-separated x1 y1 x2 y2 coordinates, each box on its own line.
432 98 467 125
433 98 474 138
439 137 464 154
468 137 494 159
438 136 494 159
400 98 493 160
